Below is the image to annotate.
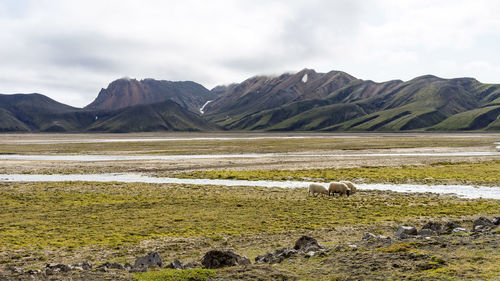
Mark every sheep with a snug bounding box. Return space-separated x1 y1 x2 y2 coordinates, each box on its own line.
328 182 350 197
308 183 329 197
340 181 357 195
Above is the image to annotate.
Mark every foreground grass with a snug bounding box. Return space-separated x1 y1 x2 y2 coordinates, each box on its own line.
0 135 497 155
1 181 499 250
133 268 216 281
176 160 500 186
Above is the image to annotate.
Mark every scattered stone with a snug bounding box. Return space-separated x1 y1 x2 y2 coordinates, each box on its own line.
473 217 495 232
362 233 378 240
73 262 92 271
421 222 442 233
418 229 437 237
46 263 72 273
442 221 461 234
166 259 184 270
26 269 41 275
201 250 250 269
183 262 196 269
394 226 418 239
304 251 316 258
9 266 24 275
362 232 391 241
493 217 500 225
452 227 468 233
255 248 298 264
293 236 323 252
134 252 162 271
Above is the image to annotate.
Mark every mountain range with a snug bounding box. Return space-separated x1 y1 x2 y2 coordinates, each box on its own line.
1 69 499 132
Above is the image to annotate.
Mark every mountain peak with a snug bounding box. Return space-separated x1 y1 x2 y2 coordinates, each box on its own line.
85 78 213 113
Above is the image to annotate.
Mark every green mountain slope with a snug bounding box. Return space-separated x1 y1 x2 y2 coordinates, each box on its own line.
87 100 218 132
211 73 500 132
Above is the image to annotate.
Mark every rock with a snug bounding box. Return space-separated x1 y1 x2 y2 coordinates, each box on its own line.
46 263 72 273
293 236 323 252
421 222 442 233
304 251 316 258
183 262 196 269
201 250 250 269
255 248 298 264
9 266 24 275
394 226 417 239
73 262 92 271
442 221 461 234
493 217 500 225
134 252 162 271
97 262 125 270
362 233 378 240
418 229 437 236
26 269 41 275
473 217 495 232
124 263 132 270
452 227 467 233
166 259 184 270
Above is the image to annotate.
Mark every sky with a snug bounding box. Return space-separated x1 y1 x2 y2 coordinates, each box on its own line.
1 0 500 107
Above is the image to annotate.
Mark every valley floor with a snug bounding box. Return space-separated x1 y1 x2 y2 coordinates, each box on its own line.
0 133 499 280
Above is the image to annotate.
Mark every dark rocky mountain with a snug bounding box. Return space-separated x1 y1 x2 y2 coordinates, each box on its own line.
0 93 216 132
85 78 216 114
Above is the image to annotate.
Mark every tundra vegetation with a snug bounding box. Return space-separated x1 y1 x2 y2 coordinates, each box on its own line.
0 133 499 280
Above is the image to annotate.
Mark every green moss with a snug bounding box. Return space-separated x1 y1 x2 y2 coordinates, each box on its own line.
0 181 499 250
132 268 216 281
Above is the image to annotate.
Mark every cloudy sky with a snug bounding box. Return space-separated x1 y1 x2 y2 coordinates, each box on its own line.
1 0 500 107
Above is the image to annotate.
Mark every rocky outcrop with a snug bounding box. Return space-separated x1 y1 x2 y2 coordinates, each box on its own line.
394 226 418 239
473 217 496 232
255 248 298 264
201 250 250 269
133 252 162 272
294 235 324 253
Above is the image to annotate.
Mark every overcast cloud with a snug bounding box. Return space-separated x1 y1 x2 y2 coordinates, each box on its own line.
1 0 499 107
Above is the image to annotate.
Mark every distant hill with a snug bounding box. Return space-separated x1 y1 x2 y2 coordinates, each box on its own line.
0 93 217 132
1 70 500 132
87 100 218 132
85 78 216 114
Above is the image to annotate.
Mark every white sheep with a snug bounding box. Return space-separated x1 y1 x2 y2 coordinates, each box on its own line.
340 181 357 195
328 182 350 197
308 183 329 197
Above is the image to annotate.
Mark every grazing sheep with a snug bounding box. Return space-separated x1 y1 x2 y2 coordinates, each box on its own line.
340 181 357 195
328 182 350 197
308 183 329 197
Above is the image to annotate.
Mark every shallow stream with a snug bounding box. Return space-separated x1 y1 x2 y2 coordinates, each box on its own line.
1 173 498 200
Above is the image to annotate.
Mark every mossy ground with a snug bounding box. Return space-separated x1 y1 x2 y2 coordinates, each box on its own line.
0 181 499 280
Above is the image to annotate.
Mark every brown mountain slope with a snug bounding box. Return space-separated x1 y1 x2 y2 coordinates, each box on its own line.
85 78 215 113
203 68 357 122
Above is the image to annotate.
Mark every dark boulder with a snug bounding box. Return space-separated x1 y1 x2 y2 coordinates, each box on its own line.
442 221 461 234
421 222 442 233
134 252 162 271
473 217 495 232
72 262 92 271
418 229 438 237
293 236 323 252
493 217 500 225
255 248 298 264
201 250 250 269
166 259 184 270
394 226 417 239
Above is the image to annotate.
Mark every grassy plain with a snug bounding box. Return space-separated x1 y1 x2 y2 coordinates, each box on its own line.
0 133 499 280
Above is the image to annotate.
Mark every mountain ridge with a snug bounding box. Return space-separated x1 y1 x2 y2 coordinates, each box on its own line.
1 69 500 132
